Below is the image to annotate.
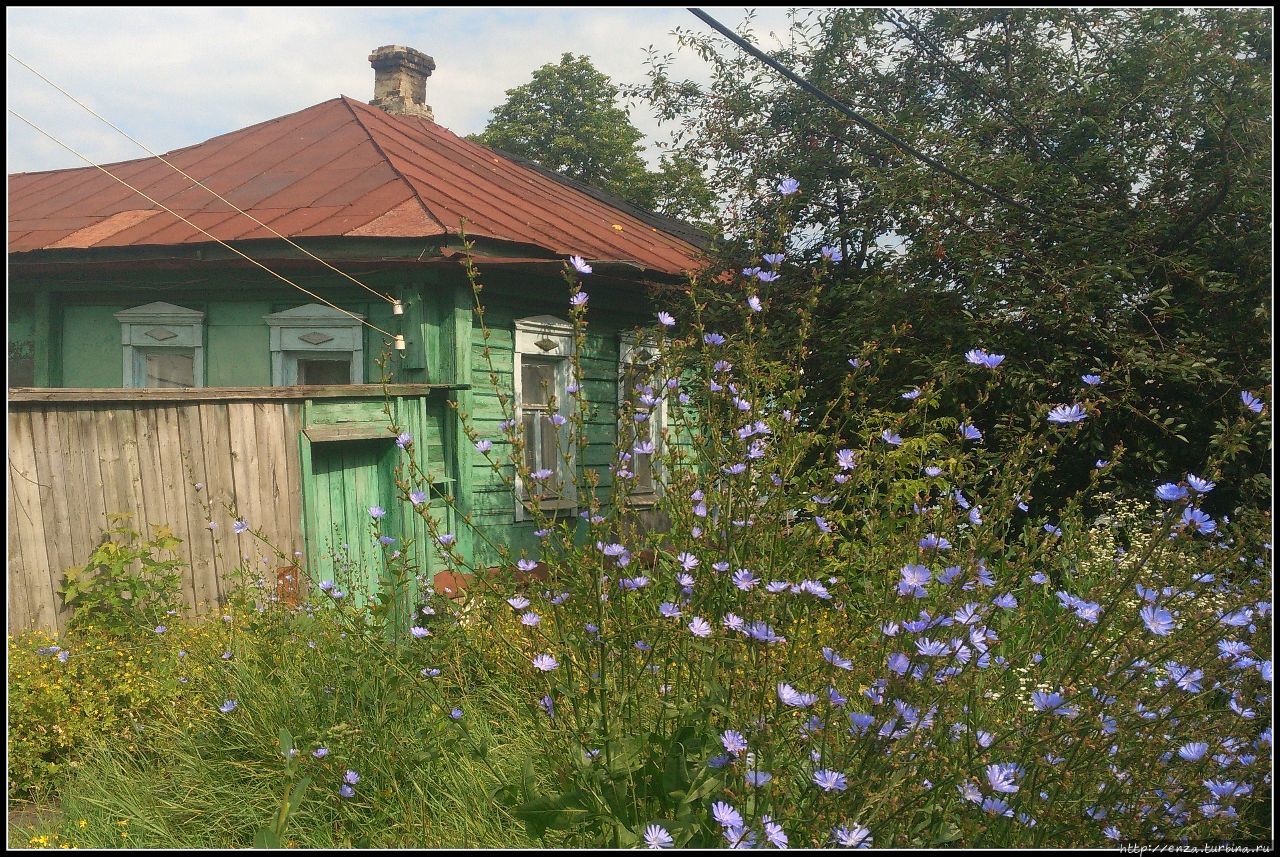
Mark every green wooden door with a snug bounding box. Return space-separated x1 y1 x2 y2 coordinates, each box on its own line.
307 438 397 605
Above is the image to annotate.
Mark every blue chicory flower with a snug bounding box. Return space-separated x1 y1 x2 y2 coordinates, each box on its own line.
1047 404 1088 424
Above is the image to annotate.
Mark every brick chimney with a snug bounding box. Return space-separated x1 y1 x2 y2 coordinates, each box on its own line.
369 45 436 120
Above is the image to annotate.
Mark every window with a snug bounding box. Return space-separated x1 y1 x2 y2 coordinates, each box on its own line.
114 302 204 388
619 333 664 501
295 357 352 385
264 304 364 385
514 315 576 518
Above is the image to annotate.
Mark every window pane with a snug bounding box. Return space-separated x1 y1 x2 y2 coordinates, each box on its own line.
145 350 195 388
522 361 556 406
297 359 351 385
522 411 540 474
633 449 653 492
622 378 654 493
541 414 560 493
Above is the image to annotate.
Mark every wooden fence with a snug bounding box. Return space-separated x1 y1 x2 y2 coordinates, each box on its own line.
7 389 310 634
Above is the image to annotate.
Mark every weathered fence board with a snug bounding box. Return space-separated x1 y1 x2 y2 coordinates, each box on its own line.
9 412 54 632
7 399 305 633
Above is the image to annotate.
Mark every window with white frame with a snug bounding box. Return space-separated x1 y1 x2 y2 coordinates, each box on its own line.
114 301 205 388
619 333 664 501
263 304 364 385
514 315 576 517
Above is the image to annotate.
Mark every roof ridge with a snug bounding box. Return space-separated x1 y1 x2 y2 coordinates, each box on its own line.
339 96 447 234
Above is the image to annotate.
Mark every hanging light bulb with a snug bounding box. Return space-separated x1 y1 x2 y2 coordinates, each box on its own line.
392 300 404 315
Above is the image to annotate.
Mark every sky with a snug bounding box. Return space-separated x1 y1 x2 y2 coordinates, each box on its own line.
6 6 805 176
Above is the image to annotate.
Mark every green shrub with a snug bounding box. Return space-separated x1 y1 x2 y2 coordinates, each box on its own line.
56 515 185 636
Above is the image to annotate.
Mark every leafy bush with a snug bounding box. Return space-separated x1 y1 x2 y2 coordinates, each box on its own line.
55 515 185 636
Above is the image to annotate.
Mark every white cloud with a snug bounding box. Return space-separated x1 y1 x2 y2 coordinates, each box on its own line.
6 6 803 174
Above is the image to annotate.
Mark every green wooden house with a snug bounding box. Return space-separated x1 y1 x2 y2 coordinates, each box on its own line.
6 46 706 632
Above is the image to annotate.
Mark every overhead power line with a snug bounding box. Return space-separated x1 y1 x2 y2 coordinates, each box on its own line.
7 51 400 309
9 107 404 347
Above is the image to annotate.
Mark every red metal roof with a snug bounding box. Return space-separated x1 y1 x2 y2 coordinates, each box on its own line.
8 97 705 277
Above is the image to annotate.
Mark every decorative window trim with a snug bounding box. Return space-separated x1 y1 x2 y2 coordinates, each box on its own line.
263 304 364 385
619 332 665 504
513 315 576 521
113 301 205 388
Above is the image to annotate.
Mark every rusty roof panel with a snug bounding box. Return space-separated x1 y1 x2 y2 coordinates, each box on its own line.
346 197 436 237
49 210 165 249
306 161 401 208
9 96 705 275
224 205 350 243
119 210 241 247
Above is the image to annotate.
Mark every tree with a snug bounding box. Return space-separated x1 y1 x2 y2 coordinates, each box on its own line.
631 8 1272 513
471 53 713 225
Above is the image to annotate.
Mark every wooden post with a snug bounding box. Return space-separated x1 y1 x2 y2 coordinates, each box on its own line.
443 278 475 567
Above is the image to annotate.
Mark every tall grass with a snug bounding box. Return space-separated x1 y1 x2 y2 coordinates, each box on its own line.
54 610 544 848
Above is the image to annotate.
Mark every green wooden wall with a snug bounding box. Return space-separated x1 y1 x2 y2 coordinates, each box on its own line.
457 269 659 567
10 267 432 389
9 257 675 584
299 394 452 610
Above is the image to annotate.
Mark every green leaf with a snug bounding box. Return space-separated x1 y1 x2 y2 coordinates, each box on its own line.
287 775 311 817
514 791 591 839
606 734 647 776
932 821 962 845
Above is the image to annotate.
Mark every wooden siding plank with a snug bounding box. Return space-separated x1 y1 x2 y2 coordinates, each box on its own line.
152 405 197 611
7 476 32 635
304 422 389 442
226 402 263 570
58 407 96 580
36 408 78 608
326 445 347 589
74 405 111 551
176 403 219 614
134 407 169 549
253 402 281 562
113 408 150 553
257 400 298 567
8 410 54 632
94 408 132 528
199 401 238 602
9 384 462 403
